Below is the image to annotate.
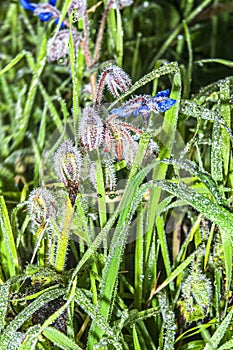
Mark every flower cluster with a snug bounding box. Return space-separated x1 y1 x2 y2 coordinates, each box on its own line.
78 66 176 165
110 89 176 120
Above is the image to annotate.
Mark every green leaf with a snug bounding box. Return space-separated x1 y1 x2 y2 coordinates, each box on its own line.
43 327 82 350
75 288 116 341
18 325 41 350
211 121 223 182
196 58 233 68
0 196 19 278
154 181 233 240
203 308 233 350
132 325 142 350
0 284 9 331
218 339 233 350
153 251 196 295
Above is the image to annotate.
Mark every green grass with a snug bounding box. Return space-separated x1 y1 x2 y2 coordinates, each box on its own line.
1 0 233 349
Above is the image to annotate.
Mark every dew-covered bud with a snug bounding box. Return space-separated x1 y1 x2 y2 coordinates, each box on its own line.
54 140 82 205
146 139 159 158
178 263 212 323
79 106 104 151
28 188 57 227
47 29 81 62
68 0 87 20
96 65 132 103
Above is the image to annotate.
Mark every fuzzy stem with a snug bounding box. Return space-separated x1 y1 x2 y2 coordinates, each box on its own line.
93 0 113 64
55 196 74 272
95 69 108 105
83 10 89 45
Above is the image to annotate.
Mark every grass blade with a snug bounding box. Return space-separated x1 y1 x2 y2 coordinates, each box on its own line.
0 196 19 278
43 327 82 350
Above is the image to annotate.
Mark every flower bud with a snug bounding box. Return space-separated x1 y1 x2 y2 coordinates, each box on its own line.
178 263 212 323
28 188 57 226
96 65 132 104
54 140 82 205
79 107 104 151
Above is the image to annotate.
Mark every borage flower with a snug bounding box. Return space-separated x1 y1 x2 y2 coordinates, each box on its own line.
47 29 81 62
110 89 176 121
19 0 66 27
103 115 142 164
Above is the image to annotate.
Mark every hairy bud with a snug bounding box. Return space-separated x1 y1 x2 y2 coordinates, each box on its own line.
96 65 132 104
178 263 212 323
79 107 104 151
28 188 57 226
54 140 82 205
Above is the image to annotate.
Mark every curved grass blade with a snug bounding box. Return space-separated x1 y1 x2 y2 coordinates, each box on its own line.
196 58 233 68
0 288 65 350
151 251 196 296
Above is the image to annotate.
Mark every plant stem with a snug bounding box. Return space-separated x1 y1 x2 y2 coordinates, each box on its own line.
55 197 74 273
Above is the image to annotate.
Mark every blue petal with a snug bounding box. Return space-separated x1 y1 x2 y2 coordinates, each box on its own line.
110 108 125 117
133 105 150 117
154 89 170 99
54 18 66 28
49 0 56 5
157 99 176 112
19 0 35 11
38 12 53 21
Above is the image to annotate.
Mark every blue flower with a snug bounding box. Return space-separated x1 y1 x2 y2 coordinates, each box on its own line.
19 0 36 11
110 89 176 119
19 0 56 12
19 0 65 27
